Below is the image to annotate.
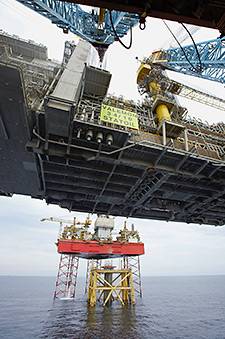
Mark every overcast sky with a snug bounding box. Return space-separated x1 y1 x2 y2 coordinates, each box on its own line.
0 0 225 277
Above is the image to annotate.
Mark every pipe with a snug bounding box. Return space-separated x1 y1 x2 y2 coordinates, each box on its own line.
33 128 136 155
32 128 225 165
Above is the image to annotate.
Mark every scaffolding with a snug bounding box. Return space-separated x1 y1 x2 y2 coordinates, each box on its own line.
87 267 135 307
122 256 142 298
54 254 79 299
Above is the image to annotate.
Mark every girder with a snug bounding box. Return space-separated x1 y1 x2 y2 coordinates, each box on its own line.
153 37 225 83
16 0 139 47
57 1 225 33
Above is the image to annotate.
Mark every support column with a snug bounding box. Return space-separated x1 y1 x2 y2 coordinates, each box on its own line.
88 269 97 307
184 128 189 151
162 121 167 146
85 259 102 294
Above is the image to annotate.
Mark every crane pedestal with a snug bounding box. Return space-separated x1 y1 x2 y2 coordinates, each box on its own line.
87 267 135 307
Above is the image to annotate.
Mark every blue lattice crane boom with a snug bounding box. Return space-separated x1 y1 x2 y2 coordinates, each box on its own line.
148 37 225 84
16 0 139 60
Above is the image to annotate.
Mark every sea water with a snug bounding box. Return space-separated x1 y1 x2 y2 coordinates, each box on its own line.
0 275 225 338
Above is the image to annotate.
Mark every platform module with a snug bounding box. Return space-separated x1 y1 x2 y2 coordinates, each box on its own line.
57 215 144 259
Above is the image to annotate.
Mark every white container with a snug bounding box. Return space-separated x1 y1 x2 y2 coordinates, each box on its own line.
94 215 114 240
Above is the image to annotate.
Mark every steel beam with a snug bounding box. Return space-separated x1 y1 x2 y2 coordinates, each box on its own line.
16 0 139 46
159 37 225 83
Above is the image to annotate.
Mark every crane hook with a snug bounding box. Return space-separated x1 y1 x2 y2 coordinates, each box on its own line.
139 14 146 30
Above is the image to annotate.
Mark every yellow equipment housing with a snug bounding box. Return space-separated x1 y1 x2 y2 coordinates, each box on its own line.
149 80 161 94
156 103 171 124
137 63 151 84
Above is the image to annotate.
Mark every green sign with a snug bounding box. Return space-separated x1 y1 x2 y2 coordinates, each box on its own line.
100 104 139 130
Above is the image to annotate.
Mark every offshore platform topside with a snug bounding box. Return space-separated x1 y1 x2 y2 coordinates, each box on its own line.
1 31 225 226
46 215 144 305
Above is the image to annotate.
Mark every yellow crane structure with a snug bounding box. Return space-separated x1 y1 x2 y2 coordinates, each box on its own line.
137 62 225 123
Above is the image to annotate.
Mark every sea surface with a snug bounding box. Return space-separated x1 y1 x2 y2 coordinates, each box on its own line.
0 275 225 339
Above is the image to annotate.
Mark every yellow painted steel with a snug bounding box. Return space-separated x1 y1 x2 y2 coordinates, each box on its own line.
88 269 97 307
151 50 168 63
129 270 135 304
87 268 135 307
148 80 161 94
156 103 171 124
137 63 151 84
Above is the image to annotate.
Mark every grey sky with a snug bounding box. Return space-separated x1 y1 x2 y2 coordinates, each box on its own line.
0 0 225 277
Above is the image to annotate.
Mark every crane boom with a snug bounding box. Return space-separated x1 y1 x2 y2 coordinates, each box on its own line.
175 81 225 111
149 37 225 84
16 1 139 47
41 216 92 226
41 217 74 224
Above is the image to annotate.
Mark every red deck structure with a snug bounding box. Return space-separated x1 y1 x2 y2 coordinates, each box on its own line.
57 239 144 259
